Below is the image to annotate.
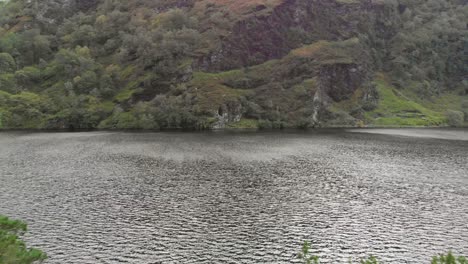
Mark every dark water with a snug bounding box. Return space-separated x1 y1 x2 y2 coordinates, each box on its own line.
0 129 467 263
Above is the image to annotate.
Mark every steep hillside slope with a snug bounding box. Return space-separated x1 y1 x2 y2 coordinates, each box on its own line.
0 0 466 129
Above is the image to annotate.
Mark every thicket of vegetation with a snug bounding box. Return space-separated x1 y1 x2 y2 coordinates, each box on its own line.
0 215 46 264
0 0 466 129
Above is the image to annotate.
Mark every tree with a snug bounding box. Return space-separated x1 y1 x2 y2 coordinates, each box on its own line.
0 73 16 94
73 70 98 93
15 66 41 90
0 53 15 74
17 30 51 65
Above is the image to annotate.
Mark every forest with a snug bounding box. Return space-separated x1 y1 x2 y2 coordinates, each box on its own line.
0 0 466 129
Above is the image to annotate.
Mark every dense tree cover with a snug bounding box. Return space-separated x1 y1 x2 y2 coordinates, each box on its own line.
386 0 467 94
0 0 466 129
0 215 47 264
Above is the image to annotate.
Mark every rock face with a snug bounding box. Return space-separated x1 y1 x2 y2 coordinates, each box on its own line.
212 101 243 129
200 0 396 71
0 0 464 130
311 62 371 126
318 64 366 102
193 0 398 127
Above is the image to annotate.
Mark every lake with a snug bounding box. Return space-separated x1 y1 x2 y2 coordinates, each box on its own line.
0 129 467 263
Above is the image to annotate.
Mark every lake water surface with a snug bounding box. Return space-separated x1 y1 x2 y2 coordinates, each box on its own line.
0 129 467 263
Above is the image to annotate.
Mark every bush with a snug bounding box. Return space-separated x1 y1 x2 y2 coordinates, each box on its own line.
298 241 319 264
445 110 464 127
432 252 467 264
271 120 286 129
258 119 272 129
298 241 467 264
0 215 47 264
298 241 381 264
0 53 16 74
296 118 312 129
15 66 42 90
0 73 16 94
462 100 468 122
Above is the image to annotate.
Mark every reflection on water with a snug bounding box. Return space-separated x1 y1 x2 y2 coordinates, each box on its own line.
0 130 467 263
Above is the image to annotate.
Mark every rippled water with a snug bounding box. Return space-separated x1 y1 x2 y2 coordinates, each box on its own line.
0 129 467 263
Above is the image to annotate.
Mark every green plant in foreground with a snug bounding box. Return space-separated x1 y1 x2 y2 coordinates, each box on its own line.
360 256 380 264
299 241 467 264
298 241 381 264
0 215 47 264
432 252 467 264
298 241 320 264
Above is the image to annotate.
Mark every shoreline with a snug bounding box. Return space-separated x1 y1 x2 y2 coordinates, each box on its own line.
0 126 466 133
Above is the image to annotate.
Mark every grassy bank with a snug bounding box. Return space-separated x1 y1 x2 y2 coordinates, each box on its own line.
363 75 467 127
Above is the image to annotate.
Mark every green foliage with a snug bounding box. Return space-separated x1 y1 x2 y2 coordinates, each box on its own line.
0 215 47 264
445 110 464 127
0 33 20 54
48 95 112 129
13 29 52 66
365 78 446 126
461 100 468 122
0 0 465 129
291 38 361 65
432 252 467 264
297 241 383 264
114 88 137 103
73 70 98 93
387 0 466 90
360 256 380 264
15 66 41 90
0 73 16 94
298 242 466 264
98 103 160 130
0 53 15 73
227 118 259 129
0 91 51 128
298 241 320 264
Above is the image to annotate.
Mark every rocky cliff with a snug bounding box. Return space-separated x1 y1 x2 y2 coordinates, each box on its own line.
199 0 397 71
0 0 466 129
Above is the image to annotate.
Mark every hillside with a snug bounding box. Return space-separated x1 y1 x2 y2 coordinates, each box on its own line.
0 0 467 130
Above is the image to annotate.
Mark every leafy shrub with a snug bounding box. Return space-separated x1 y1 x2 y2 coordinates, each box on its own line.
258 119 272 129
0 73 16 94
462 100 468 122
298 241 382 264
298 241 319 264
445 110 464 127
360 256 380 264
0 53 16 74
271 120 286 129
0 215 47 264
296 118 312 129
15 66 41 90
432 252 467 264
298 241 466 264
